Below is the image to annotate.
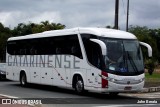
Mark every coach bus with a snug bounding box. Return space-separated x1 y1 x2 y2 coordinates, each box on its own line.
6 27 152 95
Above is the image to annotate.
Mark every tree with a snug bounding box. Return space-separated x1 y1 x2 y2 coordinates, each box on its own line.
129 26 158 61
129 25 159 75
12 21 66 35
105 25 113 29
32 21 65 33
0 23 12 62
12 23 32 36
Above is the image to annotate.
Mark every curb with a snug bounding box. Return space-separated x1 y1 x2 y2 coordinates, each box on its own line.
142 86 160 93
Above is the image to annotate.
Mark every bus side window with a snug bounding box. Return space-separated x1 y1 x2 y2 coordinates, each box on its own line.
30 47 37 55
56 48 61 54
81 34 104 70
7 35 83 58
54 35 83 59
71 46 77 54
19 49 25 55
69 35 83 59
91 43 102 69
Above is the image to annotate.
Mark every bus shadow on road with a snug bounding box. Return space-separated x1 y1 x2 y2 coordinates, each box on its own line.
12 83 137 100
5 82 160 104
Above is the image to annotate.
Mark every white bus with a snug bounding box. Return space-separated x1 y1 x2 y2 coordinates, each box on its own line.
6 27 152 95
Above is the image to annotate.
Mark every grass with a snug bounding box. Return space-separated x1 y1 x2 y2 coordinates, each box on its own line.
145 72 160 80
144 72 160 87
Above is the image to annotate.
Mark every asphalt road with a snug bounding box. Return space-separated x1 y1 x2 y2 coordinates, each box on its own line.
0 80 160 107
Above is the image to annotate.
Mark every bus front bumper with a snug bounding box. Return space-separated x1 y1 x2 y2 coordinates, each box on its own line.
101 81 145 93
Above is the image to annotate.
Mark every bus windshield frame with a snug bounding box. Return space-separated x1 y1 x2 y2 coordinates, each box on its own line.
99 37 144 76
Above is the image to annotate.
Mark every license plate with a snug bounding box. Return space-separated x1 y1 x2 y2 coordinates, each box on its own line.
124 86 132 90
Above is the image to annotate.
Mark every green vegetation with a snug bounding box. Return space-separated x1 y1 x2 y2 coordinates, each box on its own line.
145 72 160 81
145 72 160 87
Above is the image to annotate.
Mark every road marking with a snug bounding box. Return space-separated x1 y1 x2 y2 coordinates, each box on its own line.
0 94 18 98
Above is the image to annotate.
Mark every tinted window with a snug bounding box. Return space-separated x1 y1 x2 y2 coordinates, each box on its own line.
81 34 105 70
7 35 83 59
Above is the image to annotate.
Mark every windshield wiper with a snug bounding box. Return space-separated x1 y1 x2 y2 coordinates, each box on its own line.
122 43 128 72
127 51 138 73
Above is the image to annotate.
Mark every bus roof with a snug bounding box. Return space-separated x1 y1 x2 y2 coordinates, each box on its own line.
8 27 137 41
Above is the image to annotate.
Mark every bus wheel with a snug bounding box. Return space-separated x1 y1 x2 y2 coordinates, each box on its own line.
75 77 84 94
20 73 27 86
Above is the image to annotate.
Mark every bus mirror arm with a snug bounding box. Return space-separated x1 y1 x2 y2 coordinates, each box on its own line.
140 42 152 57
90 39 107 55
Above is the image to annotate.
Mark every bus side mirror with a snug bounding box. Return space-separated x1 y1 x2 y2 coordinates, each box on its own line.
90 39 107 55
140 42 152 57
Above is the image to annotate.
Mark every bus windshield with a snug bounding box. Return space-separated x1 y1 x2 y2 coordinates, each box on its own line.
99 38 144 76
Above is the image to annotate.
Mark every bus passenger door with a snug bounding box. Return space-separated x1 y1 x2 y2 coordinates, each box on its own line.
86 69 94 89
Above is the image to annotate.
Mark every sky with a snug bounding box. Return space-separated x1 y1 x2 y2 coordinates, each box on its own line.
0 0 160 30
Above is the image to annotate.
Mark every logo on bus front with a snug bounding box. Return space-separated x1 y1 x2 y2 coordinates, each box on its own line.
127 81 130 85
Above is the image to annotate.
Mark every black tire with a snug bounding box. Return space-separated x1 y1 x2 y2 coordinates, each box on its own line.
0 75 2 80
0 75 6 80
20 73 27 87
0 76 2 81
109 92 119 96
75 76 84 94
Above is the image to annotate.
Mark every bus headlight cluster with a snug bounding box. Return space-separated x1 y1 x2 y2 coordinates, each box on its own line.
101 75 108 80
139 78 145 82
99 74 117 83
108 77 118 83
108 78 115 82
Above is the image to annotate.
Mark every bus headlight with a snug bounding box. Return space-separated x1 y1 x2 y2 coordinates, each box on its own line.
101 75 108 80
139 78 145 82
99 74 117 83
108 78 118 83
108 78 115 82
